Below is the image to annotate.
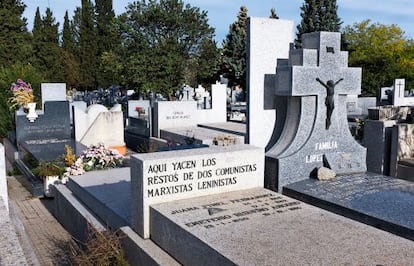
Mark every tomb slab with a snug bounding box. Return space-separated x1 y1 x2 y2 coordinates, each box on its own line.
150 188 414 265
283 173 414 240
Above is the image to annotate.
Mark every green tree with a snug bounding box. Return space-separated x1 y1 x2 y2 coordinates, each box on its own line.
95 0 120 87
0 63 43 138
32 7 41 37
118 0 218 97
31 8 63 81
344 20 414 95
221 6 248 89
61 11 80 88
62 10 81 88
95 0 116 54
190 38 221 87
62 11 74 52
0 0 32 66
79 0 98 89
71 7 82 58
296 0 341 47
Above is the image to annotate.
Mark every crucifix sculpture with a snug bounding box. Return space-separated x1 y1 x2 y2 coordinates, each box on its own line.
265 32 366 191
316 78 344 129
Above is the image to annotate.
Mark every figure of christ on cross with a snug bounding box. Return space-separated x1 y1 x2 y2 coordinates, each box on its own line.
316 78 344 129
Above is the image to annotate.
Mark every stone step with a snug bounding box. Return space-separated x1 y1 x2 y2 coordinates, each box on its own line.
149 188 414 265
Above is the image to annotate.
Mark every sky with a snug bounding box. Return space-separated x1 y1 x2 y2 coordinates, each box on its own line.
22 0 414 44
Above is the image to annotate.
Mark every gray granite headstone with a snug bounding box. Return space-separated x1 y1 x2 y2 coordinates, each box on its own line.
265 32 366 191
15 101 79 163
364 120 396 175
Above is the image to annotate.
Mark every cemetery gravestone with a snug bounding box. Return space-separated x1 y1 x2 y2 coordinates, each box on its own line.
246 17 294 149
16 101 71 143
41 83 67 108
177 85 195 101
283 173 414 240
389 123 414 179
153 82 227 138
130 144 264 238
15 101 85 164
150 187 414 265
128 100 150 118
265 32 366 191
364 120 396 175
73 104 125 154
392 78 414 107
194 85 211 109
15 101 85 196
346 95 362 116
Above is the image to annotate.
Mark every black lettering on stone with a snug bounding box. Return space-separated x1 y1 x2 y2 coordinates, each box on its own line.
326 46 335 53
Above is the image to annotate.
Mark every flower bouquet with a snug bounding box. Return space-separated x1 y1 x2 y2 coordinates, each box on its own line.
65 143 124 176
9 79 35 109
135 106 145 115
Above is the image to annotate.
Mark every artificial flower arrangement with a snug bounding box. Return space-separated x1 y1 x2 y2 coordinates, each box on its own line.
65 143 125 176
9 79 35 109
135 106 145 115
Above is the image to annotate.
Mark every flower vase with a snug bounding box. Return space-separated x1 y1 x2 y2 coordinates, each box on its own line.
26 102 38 122
43 175 59 197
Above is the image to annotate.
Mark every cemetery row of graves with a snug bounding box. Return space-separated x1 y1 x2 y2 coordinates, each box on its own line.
2 19 414 265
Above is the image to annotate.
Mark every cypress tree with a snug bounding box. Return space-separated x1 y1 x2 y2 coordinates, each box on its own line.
62 10 81 88
95 0 116 53
221 6 248 89
71 7 82 58
79 0 98 90
95 0 119 87
62 11 74 52
32 8 63 81
32 7 42 37
0 0 32 66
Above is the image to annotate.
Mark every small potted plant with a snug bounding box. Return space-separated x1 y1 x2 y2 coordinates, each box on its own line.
33 161 65 197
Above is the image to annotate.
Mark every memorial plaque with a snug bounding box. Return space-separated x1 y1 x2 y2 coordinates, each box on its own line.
283 173 414 240
19 139 85 163
15 101 71 143
130 144 264 238
150 188 414 265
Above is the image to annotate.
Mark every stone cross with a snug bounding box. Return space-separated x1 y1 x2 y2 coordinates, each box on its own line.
265 32 367 192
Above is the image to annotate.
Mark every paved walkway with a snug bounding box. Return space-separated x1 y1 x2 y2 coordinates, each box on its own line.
7 176 73 266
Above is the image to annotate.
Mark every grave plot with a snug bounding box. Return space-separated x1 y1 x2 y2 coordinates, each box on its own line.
13 101 86 196
284 173 414 240
150 188 414 265
125 82 239 152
